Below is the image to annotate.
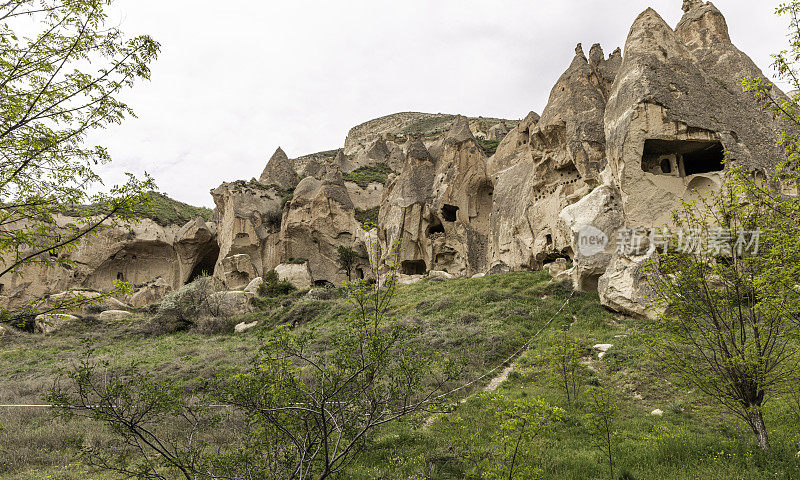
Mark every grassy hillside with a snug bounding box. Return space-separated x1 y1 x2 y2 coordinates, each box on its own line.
1 272 799 479
63 191 213 227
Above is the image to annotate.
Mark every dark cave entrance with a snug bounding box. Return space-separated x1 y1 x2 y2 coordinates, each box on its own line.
641 139 725 177
441 204 459 222
186 244 220 284
401 259 427 276
427 218 445 235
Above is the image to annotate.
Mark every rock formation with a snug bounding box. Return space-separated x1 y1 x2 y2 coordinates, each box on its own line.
6 2 795 319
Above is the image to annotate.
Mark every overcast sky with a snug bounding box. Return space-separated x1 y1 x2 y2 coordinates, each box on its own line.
91 0 789 207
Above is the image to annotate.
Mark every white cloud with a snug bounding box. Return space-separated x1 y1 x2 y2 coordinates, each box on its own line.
88 0 790 207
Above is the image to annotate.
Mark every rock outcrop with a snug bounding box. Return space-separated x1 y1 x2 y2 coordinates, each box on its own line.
6 2 795 319
0 215 218 310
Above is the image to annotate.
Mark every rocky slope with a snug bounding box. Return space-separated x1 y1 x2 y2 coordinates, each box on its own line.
5 1 795 317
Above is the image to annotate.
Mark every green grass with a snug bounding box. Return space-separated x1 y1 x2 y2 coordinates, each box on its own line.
1 272 799 479
343 163 396 188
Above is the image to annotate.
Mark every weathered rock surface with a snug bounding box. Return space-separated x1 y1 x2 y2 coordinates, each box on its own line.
98 310 132 321
34 314 78 334
598 252 658 318
235 320 258 333
0 215 218 310
274 263 312 290
209 291 255 317
259 147 299 190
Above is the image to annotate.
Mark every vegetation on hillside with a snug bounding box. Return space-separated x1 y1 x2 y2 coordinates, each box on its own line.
355 206 380 227
63 191 212 227
343 163 396 187
4 272 800 478
477 138 502 156
134 192 213 226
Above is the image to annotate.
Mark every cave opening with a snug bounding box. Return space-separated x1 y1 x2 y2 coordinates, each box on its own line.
186 244 220 284
401 259 427 276
427 218 445 235
441 204 459 222
642 139 725 177
683 142 725 175
314 280 334 288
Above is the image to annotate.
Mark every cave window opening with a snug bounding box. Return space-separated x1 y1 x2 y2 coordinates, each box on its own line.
441 204 459 222
401 259 427 276
314 280 334 288
116 272 124 281
186 244 220 284
683 142 725 176
660 158 672 174
0 284 5 294
427 221 445 235
642 139 725 177
546 234 553 246
355 268 364 280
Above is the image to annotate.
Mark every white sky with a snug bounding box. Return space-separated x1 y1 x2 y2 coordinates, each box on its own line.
91 0 789 207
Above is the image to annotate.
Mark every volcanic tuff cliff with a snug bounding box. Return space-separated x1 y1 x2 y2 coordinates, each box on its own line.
2 1 795 317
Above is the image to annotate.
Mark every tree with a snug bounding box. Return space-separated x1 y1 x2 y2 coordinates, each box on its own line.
585 386 618 480
0 1 159 307
336 245 358 281
442 393 563 480
50 231 456 479
549 327 584 407
644 186 799 452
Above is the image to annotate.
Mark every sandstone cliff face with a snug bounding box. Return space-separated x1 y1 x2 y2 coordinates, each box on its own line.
379 118 494 276
280 166 371 285
10 1 795 317
0 216 218 309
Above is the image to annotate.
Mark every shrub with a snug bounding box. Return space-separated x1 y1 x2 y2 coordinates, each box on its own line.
477 138 501 156
342 163 395 187
144 276 219 334
85 304 109 314
194 316 236 335
258 270 296 297
3 311 37 332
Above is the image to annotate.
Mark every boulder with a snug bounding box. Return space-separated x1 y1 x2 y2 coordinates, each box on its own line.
651 409 664 416
598 252 658 318
397 274 424 285
558 185 625 292
428 270 454 281
244 277 263 295
486 263 510 276
98 310 132 322
131 277 173 308
209 291 255 317
274 263 313 290
547 258 568 277
592 343 613 359
235 321 258 333
34 314 78 334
